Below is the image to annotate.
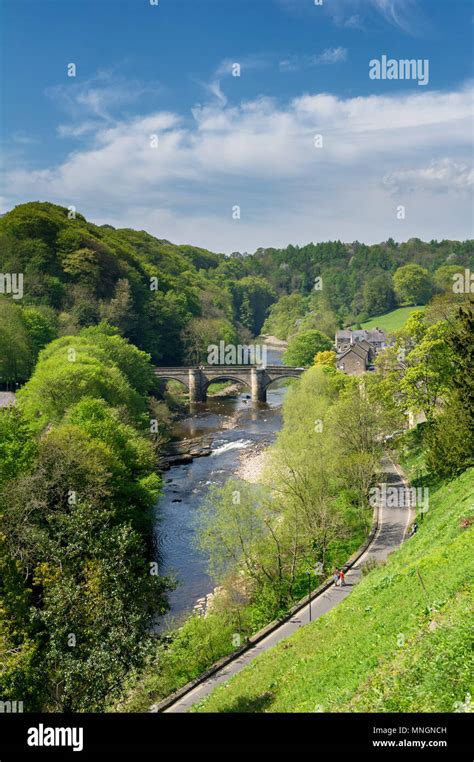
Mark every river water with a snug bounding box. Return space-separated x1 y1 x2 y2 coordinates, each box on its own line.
154 349 287 626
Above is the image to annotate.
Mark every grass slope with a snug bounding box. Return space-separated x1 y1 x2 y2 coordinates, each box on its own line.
360 306 426 333
195 466 473 713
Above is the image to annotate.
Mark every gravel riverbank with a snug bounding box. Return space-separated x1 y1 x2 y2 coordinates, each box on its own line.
235 440 271 483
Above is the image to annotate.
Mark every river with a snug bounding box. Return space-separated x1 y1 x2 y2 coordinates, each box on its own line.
154 348 287 626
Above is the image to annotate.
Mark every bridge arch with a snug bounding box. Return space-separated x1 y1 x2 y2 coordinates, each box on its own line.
264 373 301 388
154 375 189 391
202 375 252 394
153 366 304 403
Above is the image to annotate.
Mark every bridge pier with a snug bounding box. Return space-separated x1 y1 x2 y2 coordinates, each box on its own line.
153 365 303 404
188 368 207 403
251 368 267 403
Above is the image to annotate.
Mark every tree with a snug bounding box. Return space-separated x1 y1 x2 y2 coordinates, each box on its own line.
297 293 339 340
61 247 100 288
99 278 137 335
79 324 154 396
17 334 147 429
0 324 169 711
425 392 474 478
393 264 433 306
0 298 31 384
283 330 332 366
446 302 474 424
0 407 37 485
231 277 276 336
261 293 307 340
433 265 465 293
399 321 453 422
22 306 58 358
373 310 455 425
425 303 474 477
314 350 336 367
196 480 268 584
181 317 238 365
362 272 395 316
142 290 191 364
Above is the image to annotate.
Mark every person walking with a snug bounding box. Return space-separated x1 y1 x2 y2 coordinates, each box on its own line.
338 568 346 587
410 520 418 536
333 568 340 586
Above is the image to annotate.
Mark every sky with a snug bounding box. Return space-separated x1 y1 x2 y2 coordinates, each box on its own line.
0 0 473 253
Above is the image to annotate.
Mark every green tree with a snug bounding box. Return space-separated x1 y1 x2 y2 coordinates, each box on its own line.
61 247 100 287
362 272 395 315
22 306 58 358
283 329 332 366
18 335 147 429
433 265 465 293
399 321 453 422
261 293 307 340
425 303 474 477
393 264 433 306
99 278 137 335
79 324 154 396
0 299 31 384
181 317 239 365
0 407 37 485
231 277 276 336
297 293 339 340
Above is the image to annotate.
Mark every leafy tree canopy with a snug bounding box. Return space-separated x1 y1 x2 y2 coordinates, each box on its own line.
283 329 333 366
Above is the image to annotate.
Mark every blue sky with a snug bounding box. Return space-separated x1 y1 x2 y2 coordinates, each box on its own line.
1 0 473 252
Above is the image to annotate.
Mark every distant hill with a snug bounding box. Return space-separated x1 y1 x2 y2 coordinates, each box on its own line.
1 202 472 367
0 202 272 367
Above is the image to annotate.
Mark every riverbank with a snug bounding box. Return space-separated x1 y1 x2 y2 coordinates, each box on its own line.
260 334 288 350
235 440 270 483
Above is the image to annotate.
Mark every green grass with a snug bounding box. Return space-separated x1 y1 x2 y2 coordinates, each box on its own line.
359 306 425 334
117 515 366 712
195 466 474 713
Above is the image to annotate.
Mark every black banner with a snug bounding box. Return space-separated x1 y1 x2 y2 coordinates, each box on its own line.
0 712 471 758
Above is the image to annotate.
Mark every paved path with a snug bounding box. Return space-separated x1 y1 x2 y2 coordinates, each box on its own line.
159 457 411 713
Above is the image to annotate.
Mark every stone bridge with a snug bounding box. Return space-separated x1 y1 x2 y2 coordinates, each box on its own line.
153 365 304 403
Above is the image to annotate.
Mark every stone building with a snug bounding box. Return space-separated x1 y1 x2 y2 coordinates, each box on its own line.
335 328 389 375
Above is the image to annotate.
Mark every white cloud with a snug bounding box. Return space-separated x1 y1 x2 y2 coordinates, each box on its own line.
325 0 421 34
336 14 363 30
279 48 348 72
3 83 473 251
198 55 270 107
313 47 348 65
370 0 413 30
384 158 474 194
279 58 299 73
49 70 163 137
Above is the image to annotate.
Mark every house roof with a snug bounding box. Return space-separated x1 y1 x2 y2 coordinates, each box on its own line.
337 343 369 362
351 344 369 359
336 328 387 344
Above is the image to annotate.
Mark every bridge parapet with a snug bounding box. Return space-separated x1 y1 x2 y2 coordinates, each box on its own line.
153 365 304 403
